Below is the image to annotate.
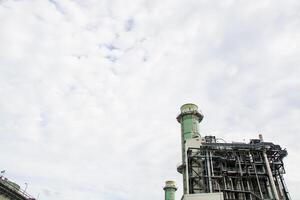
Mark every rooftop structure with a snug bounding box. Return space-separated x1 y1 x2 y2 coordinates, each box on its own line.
164 104 291 200
0 176 35 200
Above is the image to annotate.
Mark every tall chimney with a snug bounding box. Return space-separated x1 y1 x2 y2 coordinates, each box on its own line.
164 181 177 200
177 103 203 194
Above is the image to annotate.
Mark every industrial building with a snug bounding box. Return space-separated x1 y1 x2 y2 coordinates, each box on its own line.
164 104 291 200
0 176 35 200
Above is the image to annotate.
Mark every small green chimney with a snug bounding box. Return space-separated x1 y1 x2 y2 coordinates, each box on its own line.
164 181 177 200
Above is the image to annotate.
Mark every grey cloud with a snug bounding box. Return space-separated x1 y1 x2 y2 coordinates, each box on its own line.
48 0 65 14
124 18 135 32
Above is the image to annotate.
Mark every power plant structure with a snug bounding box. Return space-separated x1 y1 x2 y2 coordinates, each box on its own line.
0 175 35 200
164 104 291 200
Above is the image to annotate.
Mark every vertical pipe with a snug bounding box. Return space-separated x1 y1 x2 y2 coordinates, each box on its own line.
164 181 177 200
237 155 246 200
247 179 253 200
250 152 263 199
206 150 213 193
279 173 291 200
254 163 263 198
266 177 274 199
210 151 215 192
240 180 246 200
223 176 228 199
230 178 234 199
276 175 284 199
210 151 214 176
185 146 189 194
263 150 280 200
237 155 243 176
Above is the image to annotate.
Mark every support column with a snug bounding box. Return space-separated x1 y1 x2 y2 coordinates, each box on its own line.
206 150 213 193
263 150 280 200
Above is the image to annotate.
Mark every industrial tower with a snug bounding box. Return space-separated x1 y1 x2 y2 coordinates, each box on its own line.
164 104 290 200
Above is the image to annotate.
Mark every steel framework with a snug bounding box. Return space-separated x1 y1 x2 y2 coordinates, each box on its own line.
186 136 290 200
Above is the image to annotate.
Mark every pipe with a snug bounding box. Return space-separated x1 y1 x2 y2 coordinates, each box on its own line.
263 150 280 200
279 173 291 200
185 145 189 194
266 177 274 199
209 151 216 192
210 151 214 177
230 178 234 199
249 152 263 199
247 180 253 200
223 176 228 199
206 150 213 193
237 155 245 199
276 175 284 199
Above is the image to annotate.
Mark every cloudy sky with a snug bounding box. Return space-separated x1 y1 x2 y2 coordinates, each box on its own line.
0 0 299 199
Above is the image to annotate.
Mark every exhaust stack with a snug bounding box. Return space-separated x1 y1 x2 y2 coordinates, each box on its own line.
164 181 177 200
177 103 203 194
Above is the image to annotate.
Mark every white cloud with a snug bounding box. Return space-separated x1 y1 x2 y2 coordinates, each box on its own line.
0 0 299 199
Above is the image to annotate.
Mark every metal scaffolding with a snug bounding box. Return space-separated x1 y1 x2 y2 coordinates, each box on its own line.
186 136 291 200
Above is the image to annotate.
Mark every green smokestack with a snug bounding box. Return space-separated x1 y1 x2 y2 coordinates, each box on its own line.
177 103 203 194
164 181 177 200
177 103 203 140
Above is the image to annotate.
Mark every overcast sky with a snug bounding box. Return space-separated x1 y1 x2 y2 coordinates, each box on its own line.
0 0 299 199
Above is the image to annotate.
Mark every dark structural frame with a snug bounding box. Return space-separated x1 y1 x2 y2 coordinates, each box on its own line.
187 136 291 200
